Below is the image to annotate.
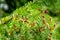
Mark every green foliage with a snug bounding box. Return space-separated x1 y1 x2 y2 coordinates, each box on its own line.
34 0 60 17
0 1 58 40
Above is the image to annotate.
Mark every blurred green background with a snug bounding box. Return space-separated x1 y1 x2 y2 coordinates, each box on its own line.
0 0 32 18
